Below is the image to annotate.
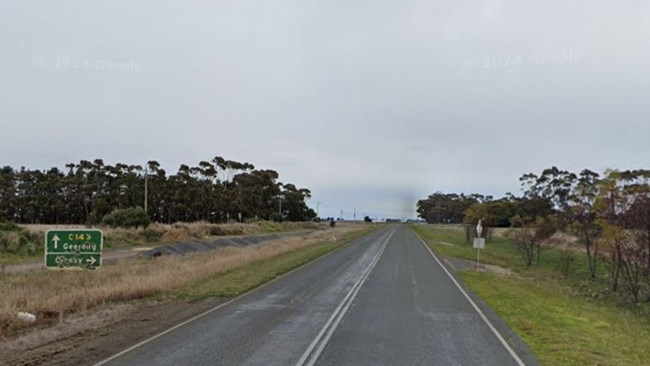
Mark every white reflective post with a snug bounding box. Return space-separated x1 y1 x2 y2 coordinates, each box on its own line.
475 220 483 268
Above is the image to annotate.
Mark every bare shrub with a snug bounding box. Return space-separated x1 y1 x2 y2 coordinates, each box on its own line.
506 218 557 267
558 244 576 277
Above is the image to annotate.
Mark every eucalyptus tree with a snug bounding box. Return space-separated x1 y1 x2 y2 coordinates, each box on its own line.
14 167 39 223
40 167 66 224
417 192 481 224
520 167 602 278
144 160 167 223
0 166 17 222
281 183 316 221
232 169 281 220
0 156 316 224
597 169 650 300
211 156 255 220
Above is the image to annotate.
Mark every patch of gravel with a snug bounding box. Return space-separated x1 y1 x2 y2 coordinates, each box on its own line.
1 304 135 353
443 257 513 275
0 298 226 366
431 240 455 246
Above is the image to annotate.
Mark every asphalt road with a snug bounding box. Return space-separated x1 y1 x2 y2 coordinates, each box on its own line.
96 225 536 366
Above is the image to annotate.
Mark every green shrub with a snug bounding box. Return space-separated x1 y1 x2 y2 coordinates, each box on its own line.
0 222 21 231
258 221 285 232
101 207 151 229
0 231 22 254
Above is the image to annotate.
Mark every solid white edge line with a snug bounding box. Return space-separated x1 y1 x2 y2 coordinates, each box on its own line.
413 231 527 366
93 227 387 366
296 226 396 366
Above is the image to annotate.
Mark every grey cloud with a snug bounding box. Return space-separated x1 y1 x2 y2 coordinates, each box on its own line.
2 0 649 219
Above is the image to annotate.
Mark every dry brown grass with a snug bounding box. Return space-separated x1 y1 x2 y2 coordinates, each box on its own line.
0 224 362 336
17 221 324 249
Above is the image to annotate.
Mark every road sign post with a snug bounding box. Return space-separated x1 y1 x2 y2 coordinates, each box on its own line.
45 229 103 270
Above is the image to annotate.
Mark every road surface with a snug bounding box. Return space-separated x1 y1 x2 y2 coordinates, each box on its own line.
97 225 537 366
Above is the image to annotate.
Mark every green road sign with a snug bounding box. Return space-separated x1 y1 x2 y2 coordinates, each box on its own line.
45 229 103 270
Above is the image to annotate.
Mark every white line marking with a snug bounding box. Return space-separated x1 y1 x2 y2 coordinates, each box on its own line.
413 230 527 366
94 228 387 366
296 227 396 366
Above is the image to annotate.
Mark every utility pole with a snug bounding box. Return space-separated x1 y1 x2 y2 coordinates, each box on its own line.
144 166 148 215
317 201 321 218
354 208 356 222
340 209 343 221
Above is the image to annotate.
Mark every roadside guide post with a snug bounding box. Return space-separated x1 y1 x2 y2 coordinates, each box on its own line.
473 220 485 268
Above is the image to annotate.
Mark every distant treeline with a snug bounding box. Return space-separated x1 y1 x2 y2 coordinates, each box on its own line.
418 167 650 302
0 156 316 225
417 167 650 231
416 192 551 228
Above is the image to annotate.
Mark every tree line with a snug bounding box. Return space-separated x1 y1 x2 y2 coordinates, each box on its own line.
0 156 316 225
417 167 650 302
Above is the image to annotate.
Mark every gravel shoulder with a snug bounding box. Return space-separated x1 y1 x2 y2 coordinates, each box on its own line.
1 297 226 366
443 256 514 275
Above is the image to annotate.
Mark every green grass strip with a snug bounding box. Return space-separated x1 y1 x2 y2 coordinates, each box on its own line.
460 271 650 366
178 226 378 300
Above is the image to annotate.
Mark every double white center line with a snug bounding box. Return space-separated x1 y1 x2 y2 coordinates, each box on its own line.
295 227 396 366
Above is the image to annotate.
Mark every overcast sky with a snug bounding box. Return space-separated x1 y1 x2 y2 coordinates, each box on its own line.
2 1 649 219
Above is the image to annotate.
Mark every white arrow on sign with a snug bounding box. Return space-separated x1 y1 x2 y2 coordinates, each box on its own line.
52 234 61 249
86 257 97 266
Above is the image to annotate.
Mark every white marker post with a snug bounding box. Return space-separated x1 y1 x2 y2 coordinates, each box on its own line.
473 220 485 268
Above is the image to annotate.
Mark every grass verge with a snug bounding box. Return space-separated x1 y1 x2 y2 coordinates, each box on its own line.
178 226 377 300
459 271 650 366
412 224 650 366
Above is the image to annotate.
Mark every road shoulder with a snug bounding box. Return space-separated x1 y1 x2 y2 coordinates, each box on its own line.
1 298 226 366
